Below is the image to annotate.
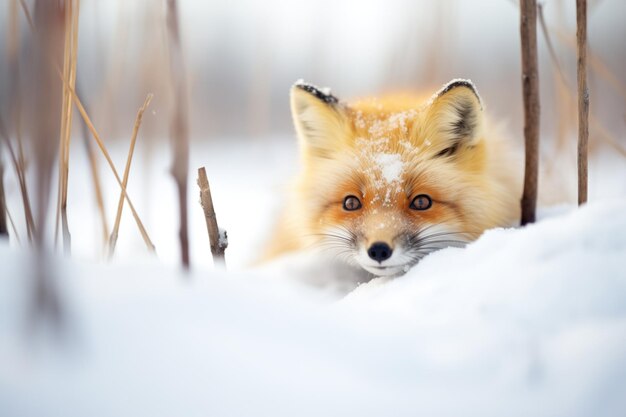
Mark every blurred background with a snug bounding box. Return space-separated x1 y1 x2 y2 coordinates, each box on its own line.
1 0 624 139
0 0 624 268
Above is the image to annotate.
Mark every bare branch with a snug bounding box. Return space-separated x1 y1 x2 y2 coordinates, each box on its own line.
577 0 589 205
166 0 191 269
520 0 540 225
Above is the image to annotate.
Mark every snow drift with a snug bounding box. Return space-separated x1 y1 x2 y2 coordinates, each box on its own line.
1 199 625 417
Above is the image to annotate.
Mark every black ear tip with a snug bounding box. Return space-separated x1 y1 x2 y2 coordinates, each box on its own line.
292 79 339 104
436 78 483 109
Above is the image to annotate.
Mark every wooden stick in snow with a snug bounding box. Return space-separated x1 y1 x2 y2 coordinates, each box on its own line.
576 0 589 205
519 0 540 225
197 167 227 267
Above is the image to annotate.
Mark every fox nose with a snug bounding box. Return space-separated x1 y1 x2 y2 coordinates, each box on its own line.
368 242 393 263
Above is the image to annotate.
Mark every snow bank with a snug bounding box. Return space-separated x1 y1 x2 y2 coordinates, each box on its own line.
1 200 625 417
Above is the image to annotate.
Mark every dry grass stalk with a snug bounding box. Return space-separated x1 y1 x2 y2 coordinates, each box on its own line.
69 87 156 253
19 0 156 254
54 0 80 254
576 0 589 205
537 4 567 84
166 0 191 269
77 85 110 250
519 0 541 225
108 93 153 258
0 116 36 240
537 3 576 158
589 114 626 158
197 167 227 267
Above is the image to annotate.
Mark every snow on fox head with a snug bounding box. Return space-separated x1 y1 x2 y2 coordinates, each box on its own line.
280 79 520 277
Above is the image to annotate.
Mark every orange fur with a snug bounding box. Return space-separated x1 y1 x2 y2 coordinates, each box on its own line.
263 80 522 277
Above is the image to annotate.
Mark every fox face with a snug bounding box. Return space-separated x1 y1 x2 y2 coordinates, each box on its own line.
267 79 521 277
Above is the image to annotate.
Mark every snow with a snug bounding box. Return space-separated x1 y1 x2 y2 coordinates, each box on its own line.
427 78 483 108
364 110 416 139
1 199 626 417
218 227 228 248
320 86 332 96
292 79 333 98
372 152 404 184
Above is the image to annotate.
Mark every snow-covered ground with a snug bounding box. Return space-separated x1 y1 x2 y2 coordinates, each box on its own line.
1 138 626 416
1 198 626 417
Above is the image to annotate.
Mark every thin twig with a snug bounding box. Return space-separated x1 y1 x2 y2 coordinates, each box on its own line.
519 0 540 225
577 0 589 205
108 93 153 258
77 83 109 250
166 0 191 269
197 167 227 267
537 3 567 83
537 1 575 158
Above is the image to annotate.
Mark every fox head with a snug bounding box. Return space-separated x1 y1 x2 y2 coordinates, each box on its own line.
288 79 518 277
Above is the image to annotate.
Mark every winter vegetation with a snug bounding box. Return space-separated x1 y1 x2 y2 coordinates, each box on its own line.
0 0 625 416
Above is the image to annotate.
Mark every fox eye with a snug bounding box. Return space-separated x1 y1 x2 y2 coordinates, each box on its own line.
410 194 432 211
343 195 362 211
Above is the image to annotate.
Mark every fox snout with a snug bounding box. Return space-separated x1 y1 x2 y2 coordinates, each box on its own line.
354 228 412 277
367 242 393 263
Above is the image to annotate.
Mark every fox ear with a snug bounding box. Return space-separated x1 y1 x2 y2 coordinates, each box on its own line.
290 81 351 159
424 79 483 158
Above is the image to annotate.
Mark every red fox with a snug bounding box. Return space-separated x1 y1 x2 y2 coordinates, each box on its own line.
264 79 522 277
